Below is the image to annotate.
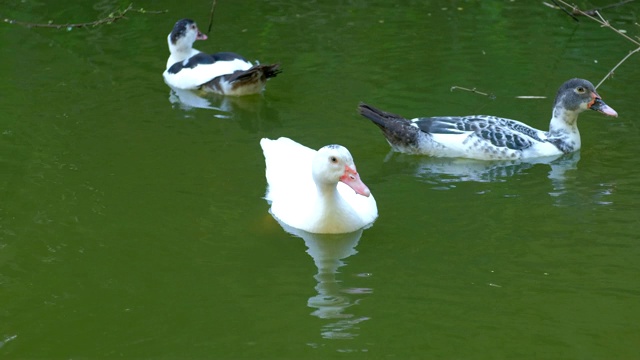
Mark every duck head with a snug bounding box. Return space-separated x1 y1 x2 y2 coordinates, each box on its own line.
554 78 618 120
312 145 371 197
167 19 208 53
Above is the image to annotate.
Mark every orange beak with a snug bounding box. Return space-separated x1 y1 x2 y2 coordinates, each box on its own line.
340 165 371 197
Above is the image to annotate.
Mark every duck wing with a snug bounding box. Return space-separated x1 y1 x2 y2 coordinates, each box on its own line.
163 53 253 90
260 137 316 203
209 52 249 62
414 116 545 151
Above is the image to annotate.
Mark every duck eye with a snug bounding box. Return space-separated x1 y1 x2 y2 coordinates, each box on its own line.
576 86 585 94
330 156 338 163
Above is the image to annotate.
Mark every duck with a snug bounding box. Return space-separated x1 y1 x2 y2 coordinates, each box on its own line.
163 18 281 96
358 78 618 160
260 137 378 234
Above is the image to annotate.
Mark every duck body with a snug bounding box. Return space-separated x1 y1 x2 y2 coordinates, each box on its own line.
359 78 617 160
163 19 281 96
260 137 378 234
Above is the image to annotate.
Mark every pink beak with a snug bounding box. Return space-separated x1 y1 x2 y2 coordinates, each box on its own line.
589 92 618 117
196 30 208 41
340 165 371 197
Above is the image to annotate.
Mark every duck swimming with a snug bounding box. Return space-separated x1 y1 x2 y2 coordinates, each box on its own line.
359 78 617 160
163 19 281 96
260 137 378 234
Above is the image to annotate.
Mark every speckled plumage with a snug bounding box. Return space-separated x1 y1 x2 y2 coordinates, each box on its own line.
359 78 618 160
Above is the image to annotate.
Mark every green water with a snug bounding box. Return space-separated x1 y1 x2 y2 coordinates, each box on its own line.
1 1 639 358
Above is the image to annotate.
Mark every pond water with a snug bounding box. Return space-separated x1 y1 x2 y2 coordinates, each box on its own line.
1 0 639 358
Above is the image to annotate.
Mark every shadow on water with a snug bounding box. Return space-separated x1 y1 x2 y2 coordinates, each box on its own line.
275 221 371 341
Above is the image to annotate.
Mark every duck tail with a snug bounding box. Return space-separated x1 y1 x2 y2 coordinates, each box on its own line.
204 64 282 95
358 102 419 147
261 63 282 79
228 63 282 83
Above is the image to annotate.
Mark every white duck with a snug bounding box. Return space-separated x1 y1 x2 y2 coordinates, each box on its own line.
163 19 281 96
260 137 378 234
359 78 618 160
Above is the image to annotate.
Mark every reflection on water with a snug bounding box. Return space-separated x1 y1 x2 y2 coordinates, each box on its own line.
381 151 616 207
168 87 223 112
385 150 580 190
276 221 371 341
167 86 283 134
168 86 271 117
546 151 580 198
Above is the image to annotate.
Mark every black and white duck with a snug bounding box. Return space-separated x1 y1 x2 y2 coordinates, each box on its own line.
359 78 617 160
163 19 281 96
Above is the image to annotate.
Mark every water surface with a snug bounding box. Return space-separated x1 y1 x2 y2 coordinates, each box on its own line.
1 1 639 358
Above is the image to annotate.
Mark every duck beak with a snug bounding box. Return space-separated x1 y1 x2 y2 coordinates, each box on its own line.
196 30 208 41
340 166 371 197
589 93 618 117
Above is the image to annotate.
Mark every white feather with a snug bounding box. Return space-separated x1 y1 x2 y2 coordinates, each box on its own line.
163 58 253 90
261 137 378 234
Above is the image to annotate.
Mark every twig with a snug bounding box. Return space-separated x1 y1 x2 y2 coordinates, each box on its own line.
550 0 579 22
551 0 640 88
579 0 636 16
554 0 639 47
450 86 495 99
550 0 636 18
2 3 167 29
207 0 218 35
595 47 640 88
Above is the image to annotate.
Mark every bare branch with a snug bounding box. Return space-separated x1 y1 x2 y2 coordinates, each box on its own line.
550 0 579 22
579 0 636 16
450 86 495 99
550 0 640 88
207 0 218 35
2 3 167 29
553 0 639 46
595 47 640 88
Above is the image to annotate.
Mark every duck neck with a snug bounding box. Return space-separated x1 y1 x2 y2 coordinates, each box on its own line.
313 183 356 231
166 36 198 67
316 183 345 211
547 106 581 153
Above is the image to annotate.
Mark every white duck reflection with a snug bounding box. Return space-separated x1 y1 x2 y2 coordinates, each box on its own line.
276 220 371 340
168 86 268 117
169 86 221 111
